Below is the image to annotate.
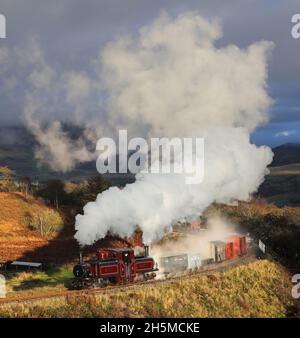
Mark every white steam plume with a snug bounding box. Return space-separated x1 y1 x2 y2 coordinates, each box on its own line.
74 12 274 246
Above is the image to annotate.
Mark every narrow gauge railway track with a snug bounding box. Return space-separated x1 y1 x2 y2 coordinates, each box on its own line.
0 254 256 306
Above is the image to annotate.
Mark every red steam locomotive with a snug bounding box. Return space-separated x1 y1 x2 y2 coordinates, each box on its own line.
72 246 158 289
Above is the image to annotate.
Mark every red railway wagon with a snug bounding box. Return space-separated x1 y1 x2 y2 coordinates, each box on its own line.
72 247 158 289
211 240 234 261
225 241 234 260
226 234 246 257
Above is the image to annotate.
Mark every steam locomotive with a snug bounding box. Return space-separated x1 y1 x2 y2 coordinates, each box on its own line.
72 246 158 289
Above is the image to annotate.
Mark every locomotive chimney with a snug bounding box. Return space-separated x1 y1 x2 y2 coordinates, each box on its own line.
144 245 149 257
79 251 83 264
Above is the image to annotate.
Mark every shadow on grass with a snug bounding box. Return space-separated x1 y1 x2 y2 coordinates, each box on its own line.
4 265 74 293
12 278 68 291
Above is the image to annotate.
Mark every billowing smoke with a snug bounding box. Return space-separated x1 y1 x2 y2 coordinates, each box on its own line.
74 12 274 246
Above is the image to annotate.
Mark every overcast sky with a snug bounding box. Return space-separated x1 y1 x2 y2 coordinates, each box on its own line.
0 0 299 146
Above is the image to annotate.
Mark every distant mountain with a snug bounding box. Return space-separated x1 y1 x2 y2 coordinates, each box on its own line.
271 143 300 166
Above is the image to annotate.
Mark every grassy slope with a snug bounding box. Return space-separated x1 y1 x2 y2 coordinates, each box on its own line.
0 192 51 236
214 201 300 269
0 260 295 318
272 143 300 166
0 192 140 266
0 192 53 260
258 165 300 207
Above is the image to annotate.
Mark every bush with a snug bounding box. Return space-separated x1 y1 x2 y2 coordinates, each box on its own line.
25 209 64 236
0 166 16 192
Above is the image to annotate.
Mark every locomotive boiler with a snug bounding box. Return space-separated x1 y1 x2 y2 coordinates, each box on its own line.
72 246 158 289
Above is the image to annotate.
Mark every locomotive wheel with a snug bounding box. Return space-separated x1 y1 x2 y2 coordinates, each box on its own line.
71 279 83 290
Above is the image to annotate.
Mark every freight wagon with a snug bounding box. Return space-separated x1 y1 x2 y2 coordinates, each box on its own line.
161 233 247 273
160 254 214 273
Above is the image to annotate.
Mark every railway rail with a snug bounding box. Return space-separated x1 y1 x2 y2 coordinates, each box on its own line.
0 253 256 306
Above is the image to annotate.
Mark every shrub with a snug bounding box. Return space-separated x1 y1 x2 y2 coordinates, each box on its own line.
25 209 64 236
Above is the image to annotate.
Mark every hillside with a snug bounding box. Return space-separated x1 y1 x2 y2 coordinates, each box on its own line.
258 165 300 206
215 201 300 269
0 192 55 261
0 192 83 262
272 143 300 166
256 145 300 207
0 192 137 263
0 260 295 318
